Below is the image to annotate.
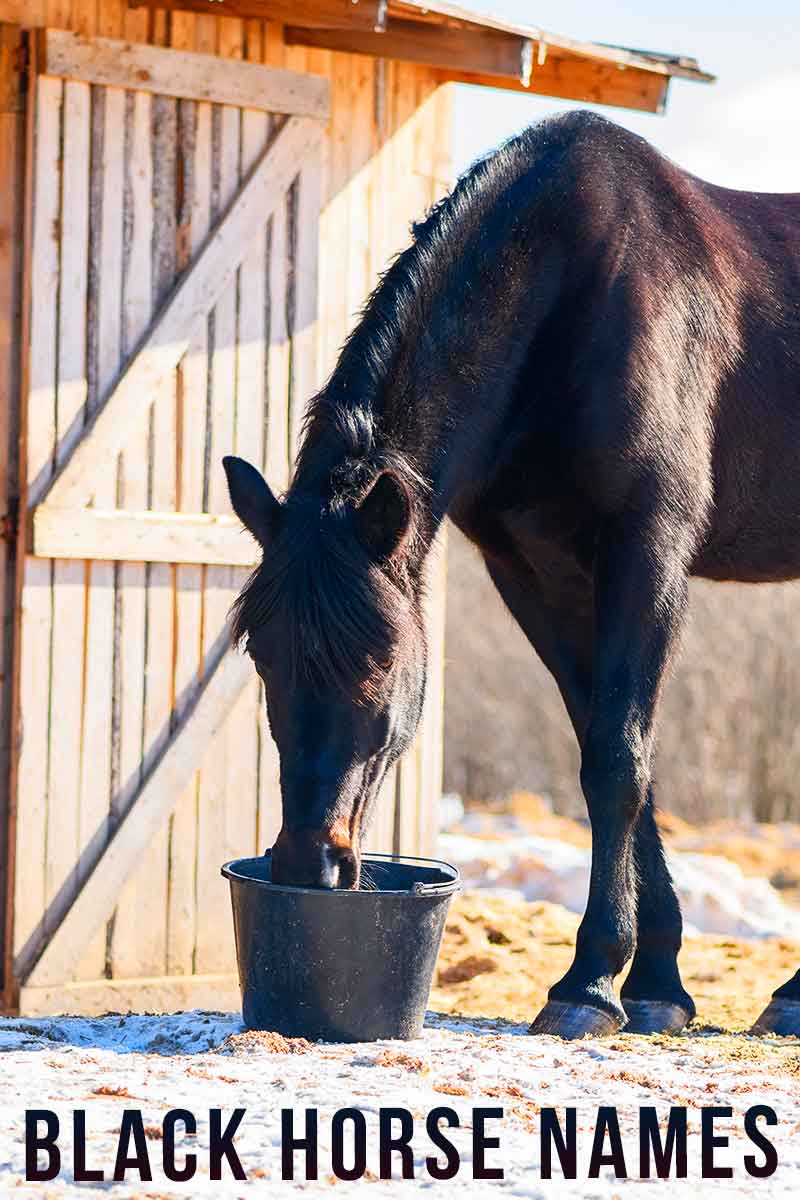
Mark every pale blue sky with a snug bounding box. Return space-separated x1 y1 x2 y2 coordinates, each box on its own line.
453 0 800 191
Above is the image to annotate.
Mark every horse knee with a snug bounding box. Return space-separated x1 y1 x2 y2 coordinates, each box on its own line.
580 741 649 822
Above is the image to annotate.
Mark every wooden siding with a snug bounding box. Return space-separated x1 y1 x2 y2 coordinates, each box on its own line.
0 2 450 1012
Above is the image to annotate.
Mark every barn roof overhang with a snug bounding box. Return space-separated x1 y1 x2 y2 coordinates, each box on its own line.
129 0 714 114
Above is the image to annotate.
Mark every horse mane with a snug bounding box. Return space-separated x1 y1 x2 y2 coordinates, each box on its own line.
293 114 576 483
232 113 623 697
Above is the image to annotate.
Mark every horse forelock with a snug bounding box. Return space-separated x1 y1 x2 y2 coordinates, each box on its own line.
230 497 415 702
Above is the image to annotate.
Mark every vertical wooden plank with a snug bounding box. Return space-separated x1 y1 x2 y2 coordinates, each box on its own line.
168 92 209 977
193 93 240 975
70 0 96 37
289 142 322 462
46 78 91 953
225 82 269 868
263 20 287 70
0 22 24 997
394 756 419 857
26 78 63 507
74 82 124 981
363 763 397 857
122 0 148 41
97 0 125 38
13 76 62 962
344 54 373 334
69 0 106 987
317 50 351 384
108 88 152 980
265 195 290 495
134 82 179 979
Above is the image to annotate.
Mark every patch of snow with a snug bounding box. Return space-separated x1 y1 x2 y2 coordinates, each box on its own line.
439 832 800 942
0 1009 798 1197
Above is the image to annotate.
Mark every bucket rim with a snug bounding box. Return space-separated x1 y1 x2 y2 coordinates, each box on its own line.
221 851 461 897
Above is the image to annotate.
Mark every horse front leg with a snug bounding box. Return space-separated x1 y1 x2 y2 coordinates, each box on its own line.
530 514 692 1038
620 789 696 1033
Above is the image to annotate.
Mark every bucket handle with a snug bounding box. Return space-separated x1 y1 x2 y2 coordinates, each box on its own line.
411 879 460 896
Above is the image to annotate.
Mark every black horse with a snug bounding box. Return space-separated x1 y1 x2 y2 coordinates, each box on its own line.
224 110 800 1039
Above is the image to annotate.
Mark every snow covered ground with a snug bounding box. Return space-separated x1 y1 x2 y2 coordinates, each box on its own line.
1 1009 800 1198
440 813 800 940
4 806 800 1197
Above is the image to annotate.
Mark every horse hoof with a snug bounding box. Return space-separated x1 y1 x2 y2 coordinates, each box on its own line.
752 998 800 1036
622 999 692 1035
528 1001 624 1039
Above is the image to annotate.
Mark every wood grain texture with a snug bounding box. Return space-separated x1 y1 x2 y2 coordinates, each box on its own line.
46 78 91 950
108 86 153 981
167 70 209 977
39 114 323 510
19 971 240 1016
6 14 451 1008
39 28 331 118
74 82 124 982
286 19 529 82
25 644 252 987
224 85 269 894
0 20 25 1003
12 74 62 969
32 507 259 565
194 90 242 977
127 0 386 33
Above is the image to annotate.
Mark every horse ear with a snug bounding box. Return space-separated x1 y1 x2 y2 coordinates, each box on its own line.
355 470 412 561
222 456 281 548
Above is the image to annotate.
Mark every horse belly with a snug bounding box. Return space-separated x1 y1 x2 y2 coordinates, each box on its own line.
694 469 800 583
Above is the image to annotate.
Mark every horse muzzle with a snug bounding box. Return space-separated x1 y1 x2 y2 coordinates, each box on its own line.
270 828 360 890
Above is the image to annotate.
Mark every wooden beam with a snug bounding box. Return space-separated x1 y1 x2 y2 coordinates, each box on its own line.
38 29 331 119
286 19 531 83
30 507 259 566
20 639 253 988
37 114 323 511
128 0 388 33
285 22 668 113
19 973 240 1017
389 0 714 82
440 58 669 115
0 20 26 1013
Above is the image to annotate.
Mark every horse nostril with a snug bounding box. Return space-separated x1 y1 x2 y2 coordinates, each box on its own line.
336 847 360 890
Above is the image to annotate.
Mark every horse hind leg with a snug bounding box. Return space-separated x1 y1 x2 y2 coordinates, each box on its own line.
752 975 800 1035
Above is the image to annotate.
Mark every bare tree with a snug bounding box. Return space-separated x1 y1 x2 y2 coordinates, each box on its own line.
444 526 800 822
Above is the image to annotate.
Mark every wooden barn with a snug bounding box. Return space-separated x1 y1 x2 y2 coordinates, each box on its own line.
0 1 711 1016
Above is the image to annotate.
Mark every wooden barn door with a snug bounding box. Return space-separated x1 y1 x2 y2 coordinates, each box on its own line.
9 30 328 1014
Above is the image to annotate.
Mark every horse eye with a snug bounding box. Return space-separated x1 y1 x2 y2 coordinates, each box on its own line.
246 638 271 671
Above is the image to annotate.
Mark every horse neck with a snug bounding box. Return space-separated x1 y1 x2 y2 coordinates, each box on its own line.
297 160 553 536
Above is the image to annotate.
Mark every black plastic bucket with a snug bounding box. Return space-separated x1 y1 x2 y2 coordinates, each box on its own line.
221 851 460 1042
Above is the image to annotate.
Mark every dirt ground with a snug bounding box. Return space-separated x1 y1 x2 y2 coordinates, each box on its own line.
432 890 800 1034
431 796 800 1068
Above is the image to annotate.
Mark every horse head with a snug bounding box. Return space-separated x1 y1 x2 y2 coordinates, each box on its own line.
223 454 427 888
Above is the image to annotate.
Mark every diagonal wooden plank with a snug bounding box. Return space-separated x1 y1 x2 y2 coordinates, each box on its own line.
38 114 323 511
21 638 252 988
39 29 331 120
